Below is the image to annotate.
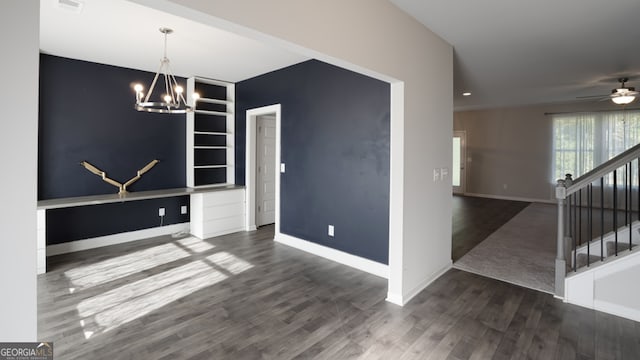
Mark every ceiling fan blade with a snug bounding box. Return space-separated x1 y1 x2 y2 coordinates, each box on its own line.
576 94 608 99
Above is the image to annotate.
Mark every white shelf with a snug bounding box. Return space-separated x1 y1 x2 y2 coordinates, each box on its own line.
194 165 232 169
197 97 231 105
194 146 230 149
194 131 230 136
195 109 230 116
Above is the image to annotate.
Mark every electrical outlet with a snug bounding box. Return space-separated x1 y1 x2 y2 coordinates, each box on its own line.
280 163 286 173
180 205 187 215
328 225 335 237
158 207 165 217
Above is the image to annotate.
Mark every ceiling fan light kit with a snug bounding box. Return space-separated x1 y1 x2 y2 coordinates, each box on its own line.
611 95 636 105
606 77 637 105
133 28 199 114
610 78 636 105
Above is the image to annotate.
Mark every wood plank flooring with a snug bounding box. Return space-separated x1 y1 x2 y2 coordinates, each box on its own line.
452 195 530 261
39 225 640 359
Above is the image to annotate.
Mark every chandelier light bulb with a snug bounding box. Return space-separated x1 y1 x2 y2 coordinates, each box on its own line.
175 86 183 94
192 92 200 101
134 84 143 92
164 95 172 103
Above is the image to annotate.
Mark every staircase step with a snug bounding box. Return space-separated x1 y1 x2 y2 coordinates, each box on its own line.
576 253 601 268
606 241 634 256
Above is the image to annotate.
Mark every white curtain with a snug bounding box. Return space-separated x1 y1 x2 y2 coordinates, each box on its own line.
553 110 640 182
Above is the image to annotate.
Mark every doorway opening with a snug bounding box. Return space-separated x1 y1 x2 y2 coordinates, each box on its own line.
245 105 281 235
453 130 466 194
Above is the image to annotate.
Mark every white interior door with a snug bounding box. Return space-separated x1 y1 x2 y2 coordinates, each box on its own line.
453 131 466 194
256 115 276 226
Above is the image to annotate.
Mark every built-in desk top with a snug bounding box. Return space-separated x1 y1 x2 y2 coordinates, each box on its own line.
37 185 245 210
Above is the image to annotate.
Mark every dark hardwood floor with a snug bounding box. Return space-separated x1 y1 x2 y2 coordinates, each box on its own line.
452 195 531 261
39 225 640 359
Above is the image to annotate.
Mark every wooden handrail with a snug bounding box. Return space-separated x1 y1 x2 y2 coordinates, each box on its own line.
564 142 640 197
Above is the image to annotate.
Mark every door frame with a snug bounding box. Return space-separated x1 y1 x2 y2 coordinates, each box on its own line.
245 104 281 236
453 130 466 194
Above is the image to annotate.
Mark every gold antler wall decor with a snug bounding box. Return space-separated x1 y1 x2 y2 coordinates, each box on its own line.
80 159 159 195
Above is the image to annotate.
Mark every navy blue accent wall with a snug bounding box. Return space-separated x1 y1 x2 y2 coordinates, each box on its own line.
38 54 186 200
46 196 190 245
39 54 189 244
236 60 390 264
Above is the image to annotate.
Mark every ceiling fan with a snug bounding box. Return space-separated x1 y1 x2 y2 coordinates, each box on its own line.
578 77 638 105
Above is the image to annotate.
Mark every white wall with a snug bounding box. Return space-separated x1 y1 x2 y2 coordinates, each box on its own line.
454 101 628 202
133 0 453 304
0 1 39 340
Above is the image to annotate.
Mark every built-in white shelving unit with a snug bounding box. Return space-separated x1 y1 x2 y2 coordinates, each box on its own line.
186 77 235 188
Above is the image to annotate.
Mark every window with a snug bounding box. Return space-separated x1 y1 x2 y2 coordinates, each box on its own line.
553 110 640 182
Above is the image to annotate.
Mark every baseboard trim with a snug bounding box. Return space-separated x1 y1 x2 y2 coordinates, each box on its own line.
197 227 246 240
47 223 191 256
385 292 404 306
462 192 555 204
593 300 640 323
274 233 388 279
387 261 452 306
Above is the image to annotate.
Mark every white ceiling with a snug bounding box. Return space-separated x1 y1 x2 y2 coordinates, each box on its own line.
41 0 640 111
40 0 308 83
391 0 640 110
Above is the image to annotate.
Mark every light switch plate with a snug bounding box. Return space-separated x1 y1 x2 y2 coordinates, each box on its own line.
440 167 449 178
280 163 286 173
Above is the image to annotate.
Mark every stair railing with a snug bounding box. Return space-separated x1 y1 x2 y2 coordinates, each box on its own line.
555 142 640 298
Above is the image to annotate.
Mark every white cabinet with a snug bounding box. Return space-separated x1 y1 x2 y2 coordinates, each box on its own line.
190 188 245 239
186 77 235 187
37 209 46 274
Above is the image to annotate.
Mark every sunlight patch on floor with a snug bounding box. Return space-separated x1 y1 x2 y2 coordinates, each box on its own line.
75 250 253 338
64 242 191 290
176 236 215 253
207 251 253 274
78 260 226 338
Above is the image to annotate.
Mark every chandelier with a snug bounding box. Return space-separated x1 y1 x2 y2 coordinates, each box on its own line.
133 28 199 114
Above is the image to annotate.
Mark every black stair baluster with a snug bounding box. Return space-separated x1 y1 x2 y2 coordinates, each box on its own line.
579 188 582 245
569 191 573 239
625 163 629 227
573 193 577 271
614 169 618 257
601 177 605 261
629 162 632 251
588 183 592 267
576 193 579 269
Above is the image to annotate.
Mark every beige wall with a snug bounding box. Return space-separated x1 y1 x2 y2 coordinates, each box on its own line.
0 1 39 340
136 0 454 304
455 101 627 202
